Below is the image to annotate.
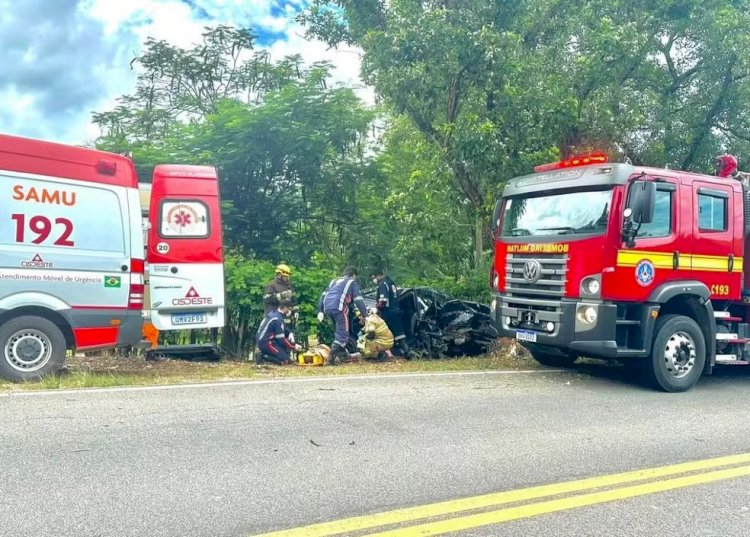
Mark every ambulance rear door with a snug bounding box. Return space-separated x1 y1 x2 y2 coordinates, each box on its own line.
146 165 225 330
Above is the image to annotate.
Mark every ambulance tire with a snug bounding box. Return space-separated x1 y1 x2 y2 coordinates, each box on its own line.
0 316 67 382
645 314 705 393
525 344 578 368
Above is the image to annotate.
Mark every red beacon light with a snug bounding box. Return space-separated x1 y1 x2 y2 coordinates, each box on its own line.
96 159 118 176
533 153 609 173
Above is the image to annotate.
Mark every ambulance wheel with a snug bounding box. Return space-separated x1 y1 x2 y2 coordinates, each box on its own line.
646 314 705 393
525 344 578 368
0 316 67 382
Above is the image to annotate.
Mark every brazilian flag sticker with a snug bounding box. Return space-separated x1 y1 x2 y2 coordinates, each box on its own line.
104 276 122 288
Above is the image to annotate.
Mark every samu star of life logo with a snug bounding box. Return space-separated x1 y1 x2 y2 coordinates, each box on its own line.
166 204 199 234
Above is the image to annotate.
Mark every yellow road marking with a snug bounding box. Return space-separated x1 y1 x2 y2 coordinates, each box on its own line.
251 453 750 537
367 464 750 536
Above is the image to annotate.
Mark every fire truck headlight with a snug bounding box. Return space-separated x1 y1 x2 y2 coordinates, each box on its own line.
583 277 600 295
490 299 497 313
581 276 601 297
546 322 555 332
577 305 598 325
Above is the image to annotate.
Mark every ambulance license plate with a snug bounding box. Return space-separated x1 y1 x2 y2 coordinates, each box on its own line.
515 330 537 343
172 312 207 325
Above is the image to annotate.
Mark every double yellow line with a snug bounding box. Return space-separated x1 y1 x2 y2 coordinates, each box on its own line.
252 453 750 536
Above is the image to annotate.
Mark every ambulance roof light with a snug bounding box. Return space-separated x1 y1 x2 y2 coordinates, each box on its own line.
96 159 118 176
533 153 609 173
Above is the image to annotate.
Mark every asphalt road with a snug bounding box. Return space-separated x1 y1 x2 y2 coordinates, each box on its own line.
2 365 750 537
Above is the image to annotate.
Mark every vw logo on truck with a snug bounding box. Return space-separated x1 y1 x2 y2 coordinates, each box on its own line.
523 259 542 283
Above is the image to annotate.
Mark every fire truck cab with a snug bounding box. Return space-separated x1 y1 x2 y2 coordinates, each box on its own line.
491 154 750 392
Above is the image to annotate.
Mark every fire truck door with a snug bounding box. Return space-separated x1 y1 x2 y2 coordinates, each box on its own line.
691 181 741 301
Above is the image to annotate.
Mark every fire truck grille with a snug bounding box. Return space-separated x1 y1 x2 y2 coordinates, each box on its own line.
502 254 567 314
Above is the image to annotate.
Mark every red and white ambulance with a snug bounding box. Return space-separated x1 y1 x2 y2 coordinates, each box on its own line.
0 134 225 381
142 165 225 333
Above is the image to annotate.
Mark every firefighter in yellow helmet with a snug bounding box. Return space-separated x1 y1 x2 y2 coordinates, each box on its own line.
264 264 295 313
264 264 299 340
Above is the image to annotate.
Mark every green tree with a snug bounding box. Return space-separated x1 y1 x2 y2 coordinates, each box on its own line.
301 0 750 267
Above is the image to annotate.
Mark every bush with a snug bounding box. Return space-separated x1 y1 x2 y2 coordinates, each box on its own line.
222 253 338 355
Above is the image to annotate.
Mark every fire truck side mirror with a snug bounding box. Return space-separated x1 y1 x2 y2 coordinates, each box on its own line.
623 180 656 247
628 180 656 225
491 199 503 237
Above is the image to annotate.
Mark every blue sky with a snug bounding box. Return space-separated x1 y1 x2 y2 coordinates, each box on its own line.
0 0 368 144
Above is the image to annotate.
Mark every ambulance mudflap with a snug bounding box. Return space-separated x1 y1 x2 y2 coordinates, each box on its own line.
146 165 225 331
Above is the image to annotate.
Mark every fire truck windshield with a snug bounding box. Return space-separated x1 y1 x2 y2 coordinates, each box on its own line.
500 187 613 237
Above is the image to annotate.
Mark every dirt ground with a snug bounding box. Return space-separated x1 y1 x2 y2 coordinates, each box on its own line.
0 339 540 391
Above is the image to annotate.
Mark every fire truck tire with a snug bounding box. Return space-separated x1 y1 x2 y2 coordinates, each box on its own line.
525 345 578 367
646 314 705 393
0 316 67 382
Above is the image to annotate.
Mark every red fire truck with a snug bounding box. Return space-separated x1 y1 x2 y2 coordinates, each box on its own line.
491 153 750 392
0 134 225 382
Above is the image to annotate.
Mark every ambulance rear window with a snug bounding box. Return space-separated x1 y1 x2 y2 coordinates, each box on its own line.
158 200 210 238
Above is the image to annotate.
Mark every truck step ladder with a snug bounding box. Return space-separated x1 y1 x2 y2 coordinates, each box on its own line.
715 332 740 341
715 354 750 365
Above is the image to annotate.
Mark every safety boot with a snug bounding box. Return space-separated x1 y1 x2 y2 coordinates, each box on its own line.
328 342 346 365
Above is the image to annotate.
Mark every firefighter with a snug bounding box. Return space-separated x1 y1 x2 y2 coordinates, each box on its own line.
264 263 299 342
264 264 296 314
371 269 411 358
317 267 367 365
357 308 394 360
256 300 302 365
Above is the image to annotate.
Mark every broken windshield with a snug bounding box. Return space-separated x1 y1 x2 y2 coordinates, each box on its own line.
500 188 613 237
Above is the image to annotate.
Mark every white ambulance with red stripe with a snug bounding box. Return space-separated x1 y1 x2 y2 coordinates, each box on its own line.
0 134 225 381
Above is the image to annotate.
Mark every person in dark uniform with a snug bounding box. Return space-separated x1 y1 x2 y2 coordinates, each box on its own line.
371 269 411 357
256 300 301 365
317 267 367 364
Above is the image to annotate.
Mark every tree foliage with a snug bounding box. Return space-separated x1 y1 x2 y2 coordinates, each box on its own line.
301 0 750 264
93 5 750 351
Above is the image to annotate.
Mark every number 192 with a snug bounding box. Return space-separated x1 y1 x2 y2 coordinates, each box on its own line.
11 214 75 247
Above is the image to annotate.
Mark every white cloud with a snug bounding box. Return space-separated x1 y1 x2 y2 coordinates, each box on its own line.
0 0 371 146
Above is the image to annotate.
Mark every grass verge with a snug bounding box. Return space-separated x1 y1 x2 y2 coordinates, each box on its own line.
0 342 540 392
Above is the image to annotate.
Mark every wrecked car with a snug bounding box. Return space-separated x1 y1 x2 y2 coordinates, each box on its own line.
348 287 499 358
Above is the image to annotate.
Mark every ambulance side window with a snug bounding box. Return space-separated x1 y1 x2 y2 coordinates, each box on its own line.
636 187 673 238
159 200 210 238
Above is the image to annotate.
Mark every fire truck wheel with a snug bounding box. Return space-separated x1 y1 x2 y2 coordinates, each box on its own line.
0 316 67 382
647 314 705 393
525 345 578 368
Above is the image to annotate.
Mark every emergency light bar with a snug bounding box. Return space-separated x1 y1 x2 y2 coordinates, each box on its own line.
533 153 609 173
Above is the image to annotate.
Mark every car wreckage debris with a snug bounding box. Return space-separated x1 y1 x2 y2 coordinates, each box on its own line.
353 287 499 359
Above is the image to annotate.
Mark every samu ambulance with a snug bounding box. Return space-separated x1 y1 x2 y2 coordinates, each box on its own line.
0 134 225 382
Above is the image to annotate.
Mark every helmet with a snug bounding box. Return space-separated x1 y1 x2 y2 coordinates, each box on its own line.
716 154 738 178
275 264 291 277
